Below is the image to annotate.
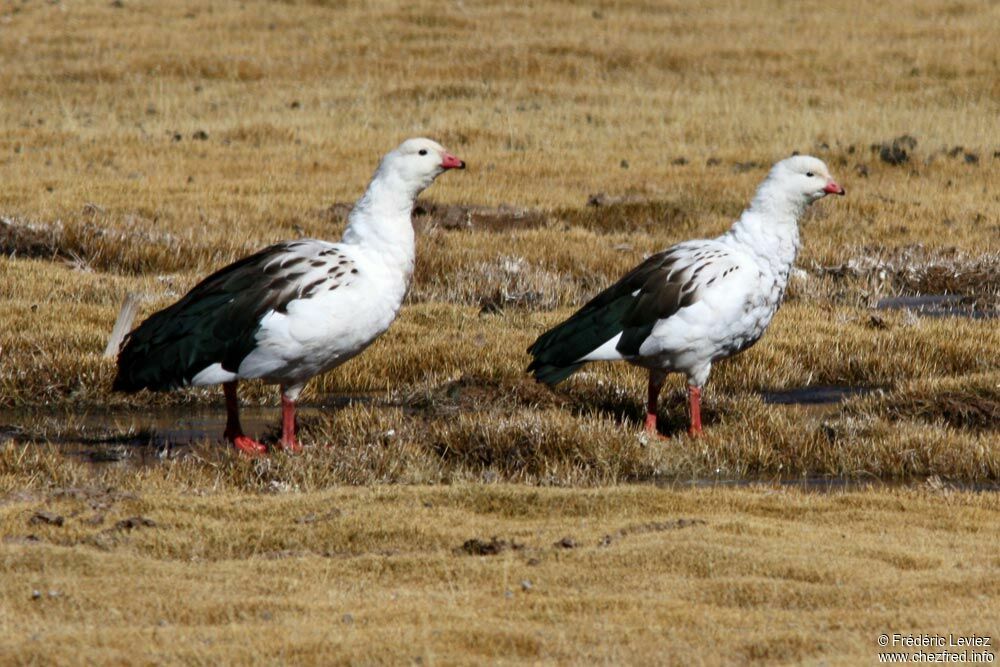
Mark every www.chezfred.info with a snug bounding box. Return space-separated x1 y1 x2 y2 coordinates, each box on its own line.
878 633 994 663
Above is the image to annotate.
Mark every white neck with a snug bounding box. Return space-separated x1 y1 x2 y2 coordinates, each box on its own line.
341 168 420 274
721 180 808 275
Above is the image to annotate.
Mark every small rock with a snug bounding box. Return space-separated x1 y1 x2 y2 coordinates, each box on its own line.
964 152 979 164
114 516 156 531
520 580 533 592
619 159 629 169
587 192 607 207
553 536 577 549
458 537 524 556
876 135 917 166
289 100 301 109
526 557 541 566
867 314 889 330
733 161 762 173
671 157 688 166
171 132 182 142
29 511 64 527
504 590 514 599
342 613 354 624
192 130 209 141
706 157 721 166
879 144 908 165
31 590 41 600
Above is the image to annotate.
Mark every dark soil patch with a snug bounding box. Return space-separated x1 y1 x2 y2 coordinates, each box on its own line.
321 201 548 233
872 135 918 165
29 511 65 527
556 199 692 234
888 391 1000 431
413 201 547 232
0 217 67 261
457 536 524 556
0 215 193 274
816 246 999 317
113 516 156 531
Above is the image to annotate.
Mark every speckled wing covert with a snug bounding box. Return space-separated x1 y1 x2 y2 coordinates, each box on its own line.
113 240 357 392
527 241 743 384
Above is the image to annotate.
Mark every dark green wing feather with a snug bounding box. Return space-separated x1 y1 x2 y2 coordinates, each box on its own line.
113 240 346 392
527 245 727 385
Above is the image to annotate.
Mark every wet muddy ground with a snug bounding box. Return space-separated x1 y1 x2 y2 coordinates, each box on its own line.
8 384 993 492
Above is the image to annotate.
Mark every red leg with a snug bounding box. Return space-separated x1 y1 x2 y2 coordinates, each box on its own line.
645 370 668 438
222 381 266 456
688 385 703 436
278 392 301 453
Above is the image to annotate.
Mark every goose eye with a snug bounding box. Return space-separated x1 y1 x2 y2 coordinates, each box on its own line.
418 149 428 156
806 171 815 177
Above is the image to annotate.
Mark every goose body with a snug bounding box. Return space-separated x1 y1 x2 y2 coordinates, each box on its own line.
528 155 845 436
114 138 465 454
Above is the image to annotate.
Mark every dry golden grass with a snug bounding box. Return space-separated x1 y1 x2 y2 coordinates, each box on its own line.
1 0 999 662
2 478 999 665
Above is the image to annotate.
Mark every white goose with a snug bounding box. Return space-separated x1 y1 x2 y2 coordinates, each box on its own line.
114 138 465 454
528 155 845 436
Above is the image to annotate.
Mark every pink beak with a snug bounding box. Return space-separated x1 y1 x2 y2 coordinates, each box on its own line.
823 180 846 195
441 152 466 170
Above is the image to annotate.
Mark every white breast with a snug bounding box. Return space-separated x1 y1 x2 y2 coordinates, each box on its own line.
237 243 411 387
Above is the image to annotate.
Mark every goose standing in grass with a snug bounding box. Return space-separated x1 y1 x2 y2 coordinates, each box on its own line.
114 138 465 454
527 155 845 437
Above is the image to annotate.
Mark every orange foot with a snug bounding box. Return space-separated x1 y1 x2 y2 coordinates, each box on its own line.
230 434 267 456
644 418 670 441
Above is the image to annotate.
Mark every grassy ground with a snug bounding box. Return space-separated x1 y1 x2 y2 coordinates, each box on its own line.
1 0 999 663
2 478 998 665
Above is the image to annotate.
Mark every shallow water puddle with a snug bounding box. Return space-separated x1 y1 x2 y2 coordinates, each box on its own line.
876 294 995 319
762 385 872 405
0 395 378 465
760 385 874 421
